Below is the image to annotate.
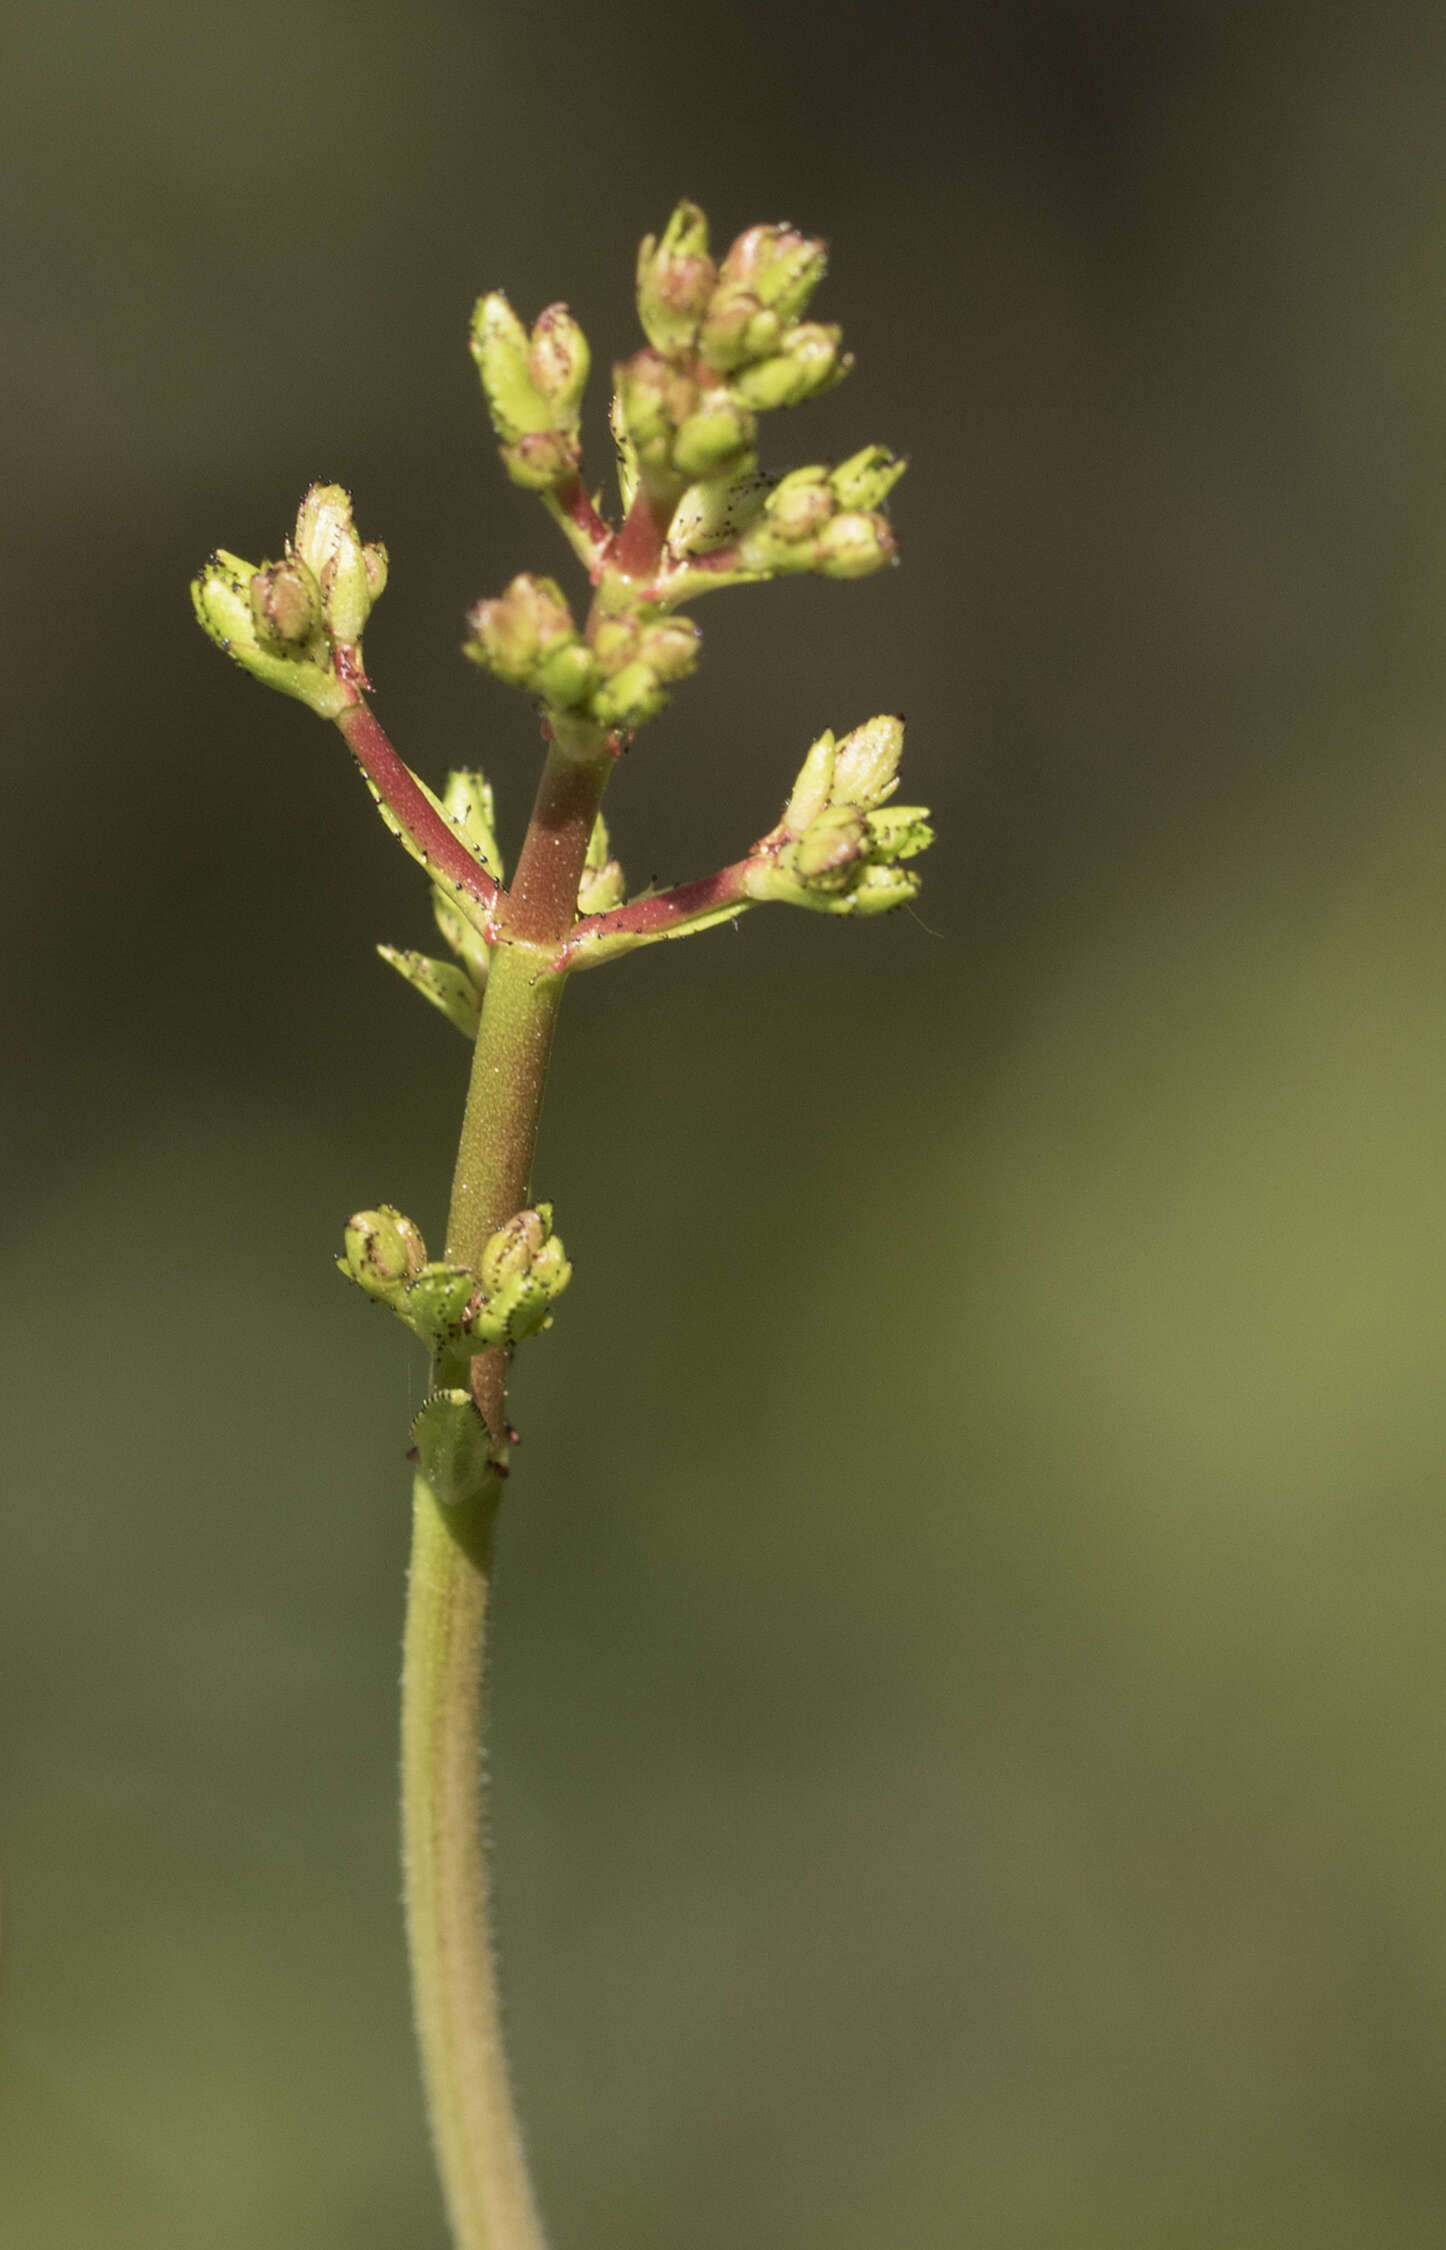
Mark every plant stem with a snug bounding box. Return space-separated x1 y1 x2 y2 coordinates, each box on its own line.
401 722 610 2250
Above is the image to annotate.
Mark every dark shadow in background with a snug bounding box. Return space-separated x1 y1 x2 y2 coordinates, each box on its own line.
6 4 1446 2245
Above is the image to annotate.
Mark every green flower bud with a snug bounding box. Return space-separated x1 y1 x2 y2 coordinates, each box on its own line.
762 465 835 543
815 510 898 580
191 550 347 717
476 1205 572 1344
478 1205 550 1292
634 614 701 683
615 348 694 470
636 201 717 357
292 483 379 643
666 469 769 557
339 1206 429 1303
533 640 602 710
470 291 554 441
464 573 577 686
845 862 923 914
717 224 828 322
792 802 870 890
697 286 764 374
828 445 907 514
780 729 838 830
731 323 849 411
404 1262 486 1350
250 554 322 648
672 391 757 480
500 429 582 492
411 1390 497 1506
577 813 625 914
865 804 933 862
591 659 669 731
592 614 640 674
832 714 905 809
526 303 590 429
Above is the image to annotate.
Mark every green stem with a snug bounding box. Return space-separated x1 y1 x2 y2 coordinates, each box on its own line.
401 723 610 2250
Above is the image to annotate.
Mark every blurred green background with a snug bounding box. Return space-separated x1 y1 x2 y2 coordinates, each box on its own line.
7 3 1446 2243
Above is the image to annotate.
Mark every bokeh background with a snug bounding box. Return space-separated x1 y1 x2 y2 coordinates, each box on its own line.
7 3 1446 2243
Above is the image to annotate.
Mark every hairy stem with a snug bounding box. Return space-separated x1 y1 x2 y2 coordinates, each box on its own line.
402 721 611 2250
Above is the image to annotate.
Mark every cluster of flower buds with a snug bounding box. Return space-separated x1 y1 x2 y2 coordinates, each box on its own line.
728 446 906 581
613 205 852 517
464 573 701 732
635 203 846 401
745 715 933 916
470 294 590 491
338 1202 571 1352
191 485 387 717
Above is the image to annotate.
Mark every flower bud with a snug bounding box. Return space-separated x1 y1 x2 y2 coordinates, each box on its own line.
665 470 767 558
792 803 870 890
533 640 602 710
476 1204 572 1344
339 1206 429 1304
780 730 838 831
250 554 322 648
697 286 764 374
672 391 757 480
815 510 898 580
404 1263 486 1350
292 483 377 642
634 614 701 683
464 573 577 686
592 614 640 674
470 291 554 441
762 466 835 544
479 1206 550 1293
526 303 590 429
828 445 907 514
831 714 905 809
731 323 849 411
846 863 924 914
636 201 717 357
615 349 692 470
866 804 934 862
501 429 582 492
717 224 828 322
191 549 347 717
591 659 669 731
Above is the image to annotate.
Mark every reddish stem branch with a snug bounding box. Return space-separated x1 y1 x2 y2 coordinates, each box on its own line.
550 475 614 573
611 477 683 586
555 855 754 969
336 699 500 919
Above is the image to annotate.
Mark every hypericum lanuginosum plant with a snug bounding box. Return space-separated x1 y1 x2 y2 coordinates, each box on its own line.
192 199 929 2250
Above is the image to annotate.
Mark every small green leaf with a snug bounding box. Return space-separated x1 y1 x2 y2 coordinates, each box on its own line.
412 1390 499 1506
377 946 482 1038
